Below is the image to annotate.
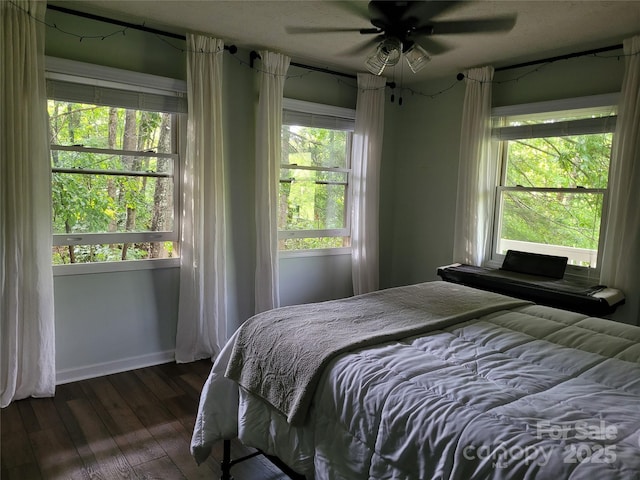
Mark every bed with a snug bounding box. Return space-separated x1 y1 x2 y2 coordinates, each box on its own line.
190 281 640 479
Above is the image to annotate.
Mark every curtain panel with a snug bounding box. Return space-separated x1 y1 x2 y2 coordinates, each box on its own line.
254 51 290 314
600 35 640 326
452 66 496 266
1 0 56 407
351 73 386 295
176 35 228 362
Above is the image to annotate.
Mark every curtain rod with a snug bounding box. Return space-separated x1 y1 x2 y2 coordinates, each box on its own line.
293 61 357 81
494 44 623 72
250 50 355 80
249 51 397 88
46 4 237 53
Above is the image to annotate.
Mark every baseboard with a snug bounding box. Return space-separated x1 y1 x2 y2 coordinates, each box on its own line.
56 350 176 385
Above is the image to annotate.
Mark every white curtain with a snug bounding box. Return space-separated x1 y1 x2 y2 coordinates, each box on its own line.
453 66 496 266
175 35 228 362
1 0 56 407
600 35 640 326
254 51 290 314
351 73 386 295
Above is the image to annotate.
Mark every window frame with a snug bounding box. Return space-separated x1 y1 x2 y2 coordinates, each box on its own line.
489 93 619 276
46 57 187 275
279 98 356 257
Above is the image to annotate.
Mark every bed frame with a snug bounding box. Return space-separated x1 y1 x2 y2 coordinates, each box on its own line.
221 439 306 480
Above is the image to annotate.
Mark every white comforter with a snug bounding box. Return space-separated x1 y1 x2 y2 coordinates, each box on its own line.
191 285 640 480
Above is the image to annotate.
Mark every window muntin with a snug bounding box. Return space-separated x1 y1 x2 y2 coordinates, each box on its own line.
492 104 615 270
279 123 352 251
49 101 178 264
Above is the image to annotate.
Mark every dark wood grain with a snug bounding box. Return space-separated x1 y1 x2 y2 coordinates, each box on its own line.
0 360 292 480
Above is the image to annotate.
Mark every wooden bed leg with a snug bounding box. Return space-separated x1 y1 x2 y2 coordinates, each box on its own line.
221 439 232 480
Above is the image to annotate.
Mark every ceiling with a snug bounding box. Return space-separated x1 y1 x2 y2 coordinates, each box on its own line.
49 1 640 83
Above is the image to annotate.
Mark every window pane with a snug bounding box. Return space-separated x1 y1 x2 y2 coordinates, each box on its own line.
498 190 604 267
279 169 347 231
279 237 350 251
494 103 614 270
282 126 348 168
505 134 612 188
279 122 351 251
48 101 173 153
52 242 177 265
52 172 173 234
48 100 176 264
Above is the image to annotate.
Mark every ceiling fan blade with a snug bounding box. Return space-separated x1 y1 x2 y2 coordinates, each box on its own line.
414 36 452 56
430 16 517 35
286 26 369 34
405 1 464 21
369 1 465 26
368 1 411 28
339 36 383 57
360 28 383 35
368 1 391 23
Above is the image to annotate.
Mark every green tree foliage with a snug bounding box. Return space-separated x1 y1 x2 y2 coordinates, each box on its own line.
49 101 175 264
279 126 350 250
500 132 612 254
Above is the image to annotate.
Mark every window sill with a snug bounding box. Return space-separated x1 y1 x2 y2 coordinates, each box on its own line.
53 258 180 276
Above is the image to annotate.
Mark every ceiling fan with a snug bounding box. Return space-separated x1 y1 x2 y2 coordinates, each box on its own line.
287 1 517 75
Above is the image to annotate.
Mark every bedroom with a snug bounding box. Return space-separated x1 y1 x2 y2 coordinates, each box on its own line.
2 0 640 478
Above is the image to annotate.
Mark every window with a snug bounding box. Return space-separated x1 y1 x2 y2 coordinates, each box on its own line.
491 94 618 271
279 99 355 252
46 57 186 270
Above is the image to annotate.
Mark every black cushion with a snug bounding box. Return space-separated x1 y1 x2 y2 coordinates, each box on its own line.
501 250 567 279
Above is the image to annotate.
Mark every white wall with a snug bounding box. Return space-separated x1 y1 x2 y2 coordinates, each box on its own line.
380 77 466 288
54 268 179 383
280 254 353 307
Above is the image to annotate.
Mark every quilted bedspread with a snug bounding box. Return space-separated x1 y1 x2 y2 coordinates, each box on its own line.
226 282 529 425
191 282 640 479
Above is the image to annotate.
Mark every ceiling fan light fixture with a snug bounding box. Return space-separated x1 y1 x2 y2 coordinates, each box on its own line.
365 36 403 75
405 43 431 73
365 52 387 75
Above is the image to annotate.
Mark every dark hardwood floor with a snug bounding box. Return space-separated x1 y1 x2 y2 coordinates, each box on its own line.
1 360 290 480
